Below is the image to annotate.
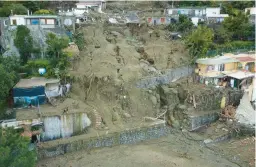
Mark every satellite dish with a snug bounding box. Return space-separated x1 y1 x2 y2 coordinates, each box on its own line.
64 19 72 26
38 68 46 75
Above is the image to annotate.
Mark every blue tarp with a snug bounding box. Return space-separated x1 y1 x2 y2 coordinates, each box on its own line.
13 86 45 97
13 95 46 108
13 86 46 108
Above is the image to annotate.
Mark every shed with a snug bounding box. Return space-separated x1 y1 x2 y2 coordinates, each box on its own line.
13 77 60 108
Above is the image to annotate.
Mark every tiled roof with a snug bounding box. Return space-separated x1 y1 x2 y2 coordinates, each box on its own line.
235 56 255 62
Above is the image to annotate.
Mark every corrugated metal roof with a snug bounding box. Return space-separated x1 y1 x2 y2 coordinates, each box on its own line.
196 56 238 65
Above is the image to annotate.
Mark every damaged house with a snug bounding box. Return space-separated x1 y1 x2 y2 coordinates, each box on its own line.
9 77 91 142
195 52 255 89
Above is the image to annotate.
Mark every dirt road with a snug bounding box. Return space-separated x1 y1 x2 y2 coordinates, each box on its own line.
38 131 241 167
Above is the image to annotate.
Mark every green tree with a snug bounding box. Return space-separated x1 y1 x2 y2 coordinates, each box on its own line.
222 11 254 40
167 15 194 33
177 15 194 32
0 65 16 101
0 128 37 167
46 33 70 79
214 25 232 44
0 3 27 17
185 25 214 61
14 25 33 65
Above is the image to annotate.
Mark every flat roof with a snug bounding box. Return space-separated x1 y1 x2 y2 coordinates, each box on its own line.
14 77 59 88
207 14 229 17
196 56 238 65
222 71 255 80
16 99 93 120
24 15 58 19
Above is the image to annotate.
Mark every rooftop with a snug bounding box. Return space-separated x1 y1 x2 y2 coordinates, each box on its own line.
222 71 255 80
234 56 255 62
196 56 238 65
14 77 59 88
16 98 93 120
24 15 58 18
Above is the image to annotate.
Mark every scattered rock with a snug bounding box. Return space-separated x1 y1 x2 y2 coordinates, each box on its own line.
204 139 213 144
172 120 180 128
178 104 187 110
123 112 131 118
222 128 229 132
150 96 157 105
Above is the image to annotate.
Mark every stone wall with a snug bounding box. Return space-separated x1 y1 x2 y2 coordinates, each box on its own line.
186 88 243 111
136 66 193 89
37 124 170 160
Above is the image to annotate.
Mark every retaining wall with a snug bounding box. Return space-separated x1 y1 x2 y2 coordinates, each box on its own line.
37 124 170 160
136 66 193 88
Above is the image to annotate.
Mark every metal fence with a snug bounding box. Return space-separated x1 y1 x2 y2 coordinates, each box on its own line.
206 45 255 57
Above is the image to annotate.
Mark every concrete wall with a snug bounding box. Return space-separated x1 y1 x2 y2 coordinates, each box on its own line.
136 66 193 88
42 113 91 141
10 16 26 25
37 124 170 159
206 8 220 15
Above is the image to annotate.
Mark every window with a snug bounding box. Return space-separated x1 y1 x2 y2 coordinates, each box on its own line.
40 19 46 25
46 19 55 25
12 19 17 25
31 19 39 25
218 64 225 71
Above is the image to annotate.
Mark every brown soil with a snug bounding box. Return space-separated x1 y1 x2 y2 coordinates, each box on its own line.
67 23 190 132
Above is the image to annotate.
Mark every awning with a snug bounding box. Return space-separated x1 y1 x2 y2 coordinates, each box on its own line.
222 71 255 80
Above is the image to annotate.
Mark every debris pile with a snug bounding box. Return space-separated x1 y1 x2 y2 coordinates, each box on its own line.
220 105 236 120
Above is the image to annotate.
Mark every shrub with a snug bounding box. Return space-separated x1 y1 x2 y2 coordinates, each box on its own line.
34 9 54 15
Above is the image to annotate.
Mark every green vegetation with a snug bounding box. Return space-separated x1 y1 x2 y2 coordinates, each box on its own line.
0 3 27 16
46 33 70 79
185 25 214 61
14 26 33 65
222 11 254 40
34 9 55 15
0 128 37 167
167 15 194 33
73 31 85 51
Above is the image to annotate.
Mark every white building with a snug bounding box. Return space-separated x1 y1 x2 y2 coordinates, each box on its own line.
205 7 221 16
205 7 228 24
10 14 59 28
74 0 106 15
167 7 206 17
10 15 26 25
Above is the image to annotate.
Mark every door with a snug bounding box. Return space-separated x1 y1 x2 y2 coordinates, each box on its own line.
12 19 17 25
154 20 156 25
